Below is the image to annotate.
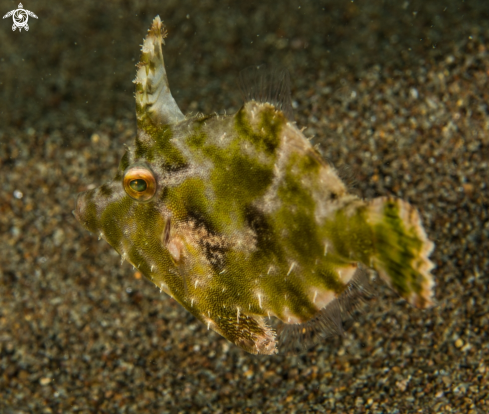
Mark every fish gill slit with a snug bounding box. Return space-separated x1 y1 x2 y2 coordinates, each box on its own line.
163 217 171 246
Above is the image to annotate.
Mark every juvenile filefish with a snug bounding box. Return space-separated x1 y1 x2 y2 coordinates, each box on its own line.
74 16 435 355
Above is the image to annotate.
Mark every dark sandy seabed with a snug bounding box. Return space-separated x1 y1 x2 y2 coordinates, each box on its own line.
0 0 488 413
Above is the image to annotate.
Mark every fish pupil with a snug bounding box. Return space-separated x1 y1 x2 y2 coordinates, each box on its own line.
129 179 147 192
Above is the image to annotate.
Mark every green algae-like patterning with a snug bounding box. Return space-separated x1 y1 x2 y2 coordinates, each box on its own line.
74 16 435 355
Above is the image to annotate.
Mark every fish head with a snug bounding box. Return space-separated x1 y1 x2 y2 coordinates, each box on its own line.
74 137 177 281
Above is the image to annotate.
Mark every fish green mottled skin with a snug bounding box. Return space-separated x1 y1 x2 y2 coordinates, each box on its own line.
75 17 435 354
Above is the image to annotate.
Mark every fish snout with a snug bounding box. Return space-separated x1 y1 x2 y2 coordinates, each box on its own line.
73 191 87 223
73 190 98 232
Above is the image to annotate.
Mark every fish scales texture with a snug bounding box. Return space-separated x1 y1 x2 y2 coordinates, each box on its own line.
74 16 435 355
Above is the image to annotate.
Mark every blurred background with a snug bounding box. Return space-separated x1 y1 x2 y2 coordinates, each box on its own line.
0 0 488 412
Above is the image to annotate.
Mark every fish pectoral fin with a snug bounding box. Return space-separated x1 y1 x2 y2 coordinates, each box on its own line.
134 16 184 127
209 309 278 355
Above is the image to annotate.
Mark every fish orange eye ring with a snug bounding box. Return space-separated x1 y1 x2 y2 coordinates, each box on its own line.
123 164 157 201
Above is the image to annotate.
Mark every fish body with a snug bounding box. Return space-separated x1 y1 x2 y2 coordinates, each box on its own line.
75 17 435 354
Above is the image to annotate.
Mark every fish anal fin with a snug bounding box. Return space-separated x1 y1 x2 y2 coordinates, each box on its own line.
277 265 374 354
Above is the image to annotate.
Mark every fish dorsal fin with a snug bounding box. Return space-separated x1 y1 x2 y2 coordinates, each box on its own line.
238 65 294 120
134 16 184 127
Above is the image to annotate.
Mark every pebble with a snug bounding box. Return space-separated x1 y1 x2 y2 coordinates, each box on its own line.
39 378 51 386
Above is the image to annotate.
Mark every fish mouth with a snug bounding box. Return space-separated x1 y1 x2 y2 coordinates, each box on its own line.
73 190 95 231
73 192 85 222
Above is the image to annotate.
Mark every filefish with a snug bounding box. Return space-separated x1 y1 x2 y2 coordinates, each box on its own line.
74 16 435 355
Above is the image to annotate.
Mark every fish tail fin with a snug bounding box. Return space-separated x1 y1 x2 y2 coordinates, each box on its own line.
368 197 435 308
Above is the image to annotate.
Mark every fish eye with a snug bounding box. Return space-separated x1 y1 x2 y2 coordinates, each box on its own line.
123 164 157 201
